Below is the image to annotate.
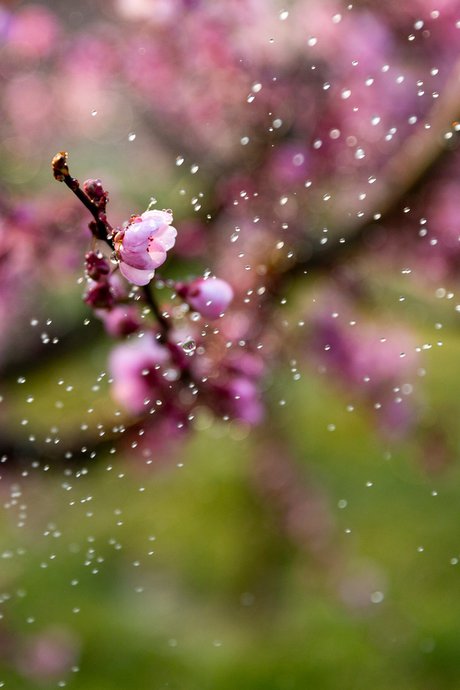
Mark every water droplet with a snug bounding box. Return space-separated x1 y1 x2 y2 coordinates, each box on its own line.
371 591 384 604
341 89 351 99
181 338 196 355
175 155 184 166
355 147 365 160
307 36 318 47
91 109 98 117
128 132 136 142
279 9 289 20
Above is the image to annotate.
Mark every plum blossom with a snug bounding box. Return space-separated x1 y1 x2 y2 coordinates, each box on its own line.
115 209 177 286
177 277 234 319
109 333 171 414
97 305 140 337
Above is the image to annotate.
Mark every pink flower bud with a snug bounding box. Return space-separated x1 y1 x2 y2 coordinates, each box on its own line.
178 277 233 319
83 178 108 209
115 209 177 286
83 178 105 200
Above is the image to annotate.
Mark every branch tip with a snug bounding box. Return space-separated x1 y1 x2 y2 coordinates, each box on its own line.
51 151 69 182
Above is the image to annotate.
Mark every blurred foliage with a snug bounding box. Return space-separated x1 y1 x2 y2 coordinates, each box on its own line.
2 0 460 687
1 311 460 689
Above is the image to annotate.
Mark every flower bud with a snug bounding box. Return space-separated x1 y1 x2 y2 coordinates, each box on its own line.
178 277 233 319
84 280 114 309
98 306 140 337
83 178 108 209
85 251 110 281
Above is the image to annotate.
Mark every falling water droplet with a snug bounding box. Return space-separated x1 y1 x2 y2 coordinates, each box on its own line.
181 338 197 355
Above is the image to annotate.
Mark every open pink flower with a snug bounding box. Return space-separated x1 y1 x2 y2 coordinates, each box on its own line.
116 209 177 286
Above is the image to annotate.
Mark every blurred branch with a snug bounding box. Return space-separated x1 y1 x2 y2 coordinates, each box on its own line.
4 62 460 468
281 57 460 279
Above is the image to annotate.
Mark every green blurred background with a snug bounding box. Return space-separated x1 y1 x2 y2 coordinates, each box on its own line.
1 304 460 689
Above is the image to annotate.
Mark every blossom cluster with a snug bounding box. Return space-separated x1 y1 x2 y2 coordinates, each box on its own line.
2 0 460 460
52 159 267 457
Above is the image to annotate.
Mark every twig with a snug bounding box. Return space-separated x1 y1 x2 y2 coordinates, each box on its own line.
52 151 173 342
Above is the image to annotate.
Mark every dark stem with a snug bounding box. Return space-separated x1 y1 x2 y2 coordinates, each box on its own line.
142 284 171 342
63 174 114 247
52 152 174 337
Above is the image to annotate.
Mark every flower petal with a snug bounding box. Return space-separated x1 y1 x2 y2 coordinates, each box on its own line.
119 261 155 286
147 240 168 267
155 224 177 251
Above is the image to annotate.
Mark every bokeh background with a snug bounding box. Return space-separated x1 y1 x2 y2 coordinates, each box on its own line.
2 0 460 688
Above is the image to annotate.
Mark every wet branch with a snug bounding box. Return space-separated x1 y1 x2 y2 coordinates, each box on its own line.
282 56 460 282
52 151 172 342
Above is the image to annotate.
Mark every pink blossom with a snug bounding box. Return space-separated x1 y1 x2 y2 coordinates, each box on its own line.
116 210 177 286
97 306 140 337
178 277 234 319
109 333 170 414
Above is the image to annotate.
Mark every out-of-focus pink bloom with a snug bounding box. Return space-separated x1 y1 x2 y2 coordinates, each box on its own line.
115 210 177 286
310 300 418 436
109 333 170 414
6 5 59 59
227 376 264 425
18 627 79 682
97 305 140 337
178 277 234 319
266 142 310 187
202 350 265 425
